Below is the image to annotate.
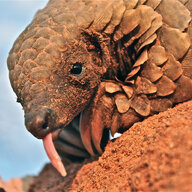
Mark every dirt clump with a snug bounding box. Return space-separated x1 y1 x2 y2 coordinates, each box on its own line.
29 101 192 191
0 178 24 192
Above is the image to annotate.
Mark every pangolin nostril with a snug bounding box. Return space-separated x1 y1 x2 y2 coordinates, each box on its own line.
25 108 53 138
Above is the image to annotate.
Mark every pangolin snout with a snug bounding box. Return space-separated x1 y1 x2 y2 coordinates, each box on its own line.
25 108 56 139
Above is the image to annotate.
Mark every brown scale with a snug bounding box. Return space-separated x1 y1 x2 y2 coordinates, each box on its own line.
7 0 192 160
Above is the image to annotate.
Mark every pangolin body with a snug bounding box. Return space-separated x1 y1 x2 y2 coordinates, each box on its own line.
8 0 192 175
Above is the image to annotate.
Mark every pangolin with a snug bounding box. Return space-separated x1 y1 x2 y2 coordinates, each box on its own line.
7 0 192 176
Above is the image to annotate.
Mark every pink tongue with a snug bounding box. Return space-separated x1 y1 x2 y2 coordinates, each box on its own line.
43 133 67 177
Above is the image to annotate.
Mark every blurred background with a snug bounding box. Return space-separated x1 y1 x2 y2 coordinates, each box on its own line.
0 0 49 181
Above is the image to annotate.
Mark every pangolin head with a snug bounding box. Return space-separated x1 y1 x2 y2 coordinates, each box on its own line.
7 1 110 140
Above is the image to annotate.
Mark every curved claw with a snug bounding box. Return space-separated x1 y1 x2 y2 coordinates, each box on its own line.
80 82 112 156
80 109 96 156
110 112 120 137
91 108 105 154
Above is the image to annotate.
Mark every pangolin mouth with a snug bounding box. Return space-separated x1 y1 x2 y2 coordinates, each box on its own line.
42 111 109 177
42 113 83 177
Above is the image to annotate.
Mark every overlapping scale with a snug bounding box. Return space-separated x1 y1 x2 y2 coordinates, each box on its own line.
113 9 140 41
148 45 168 66
135 12 162 51
156 75 176 97
185 0 192 13
162 54 183 81
181 49 192 79
124 0 138 10
137 33 157 52
131 94 150 116
158 26 190 60
150 98 173 114
138 0 148 5
141 62 163 82
172 75 192 103
121 85 133 99
89 1 113 31
104 0 125 34
135 76 157 94
105 82 122 94
156 0 191 32
115 93 131 113
145 0 162 10
132 49 148 68
120 109 140 131
178 0 189 4
135 5 159 39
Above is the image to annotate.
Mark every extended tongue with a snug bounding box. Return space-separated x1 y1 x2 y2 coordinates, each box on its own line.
43 133 67 177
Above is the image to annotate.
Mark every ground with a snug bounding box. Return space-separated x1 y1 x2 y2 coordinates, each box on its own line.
2 100 192 192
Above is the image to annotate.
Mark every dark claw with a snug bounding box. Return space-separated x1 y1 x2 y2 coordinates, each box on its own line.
54 140 90 158
58 125 86 151
54 113 90 158
80 109 97 156
91 109 105 154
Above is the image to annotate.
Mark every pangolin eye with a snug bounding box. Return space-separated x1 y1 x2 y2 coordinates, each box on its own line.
70 63 83 75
